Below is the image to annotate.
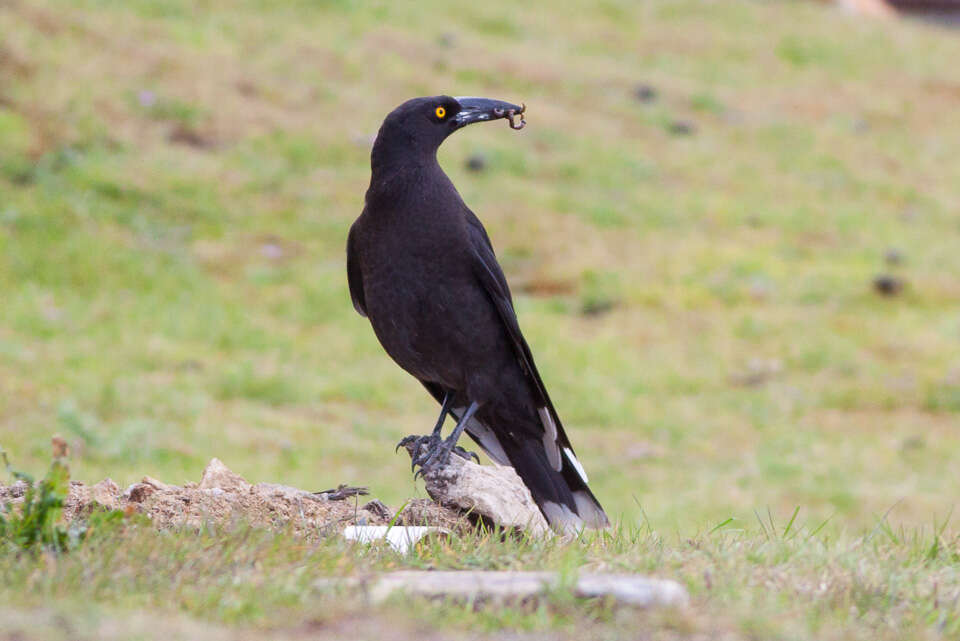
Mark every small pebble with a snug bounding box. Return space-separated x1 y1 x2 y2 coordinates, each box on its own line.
873 274 904 297
633 84 658 102
127 483 155 504
10 480 28 498
581 299 615 317
466 154 487 172
668 120 696 136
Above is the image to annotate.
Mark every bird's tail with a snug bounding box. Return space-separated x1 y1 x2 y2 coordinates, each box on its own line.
465 416 608 533
503 437 609 533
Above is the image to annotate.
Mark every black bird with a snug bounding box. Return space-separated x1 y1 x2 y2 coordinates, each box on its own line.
347 96 609 532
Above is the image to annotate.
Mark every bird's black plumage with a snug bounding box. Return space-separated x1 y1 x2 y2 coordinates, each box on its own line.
347 96 609 531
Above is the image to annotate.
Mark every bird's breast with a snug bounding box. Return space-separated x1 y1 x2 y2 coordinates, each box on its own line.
358 232 504 388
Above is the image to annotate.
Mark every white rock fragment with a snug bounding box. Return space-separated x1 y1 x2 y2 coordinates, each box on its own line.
320 570 689 607
574 573 689 606
342 525 450 555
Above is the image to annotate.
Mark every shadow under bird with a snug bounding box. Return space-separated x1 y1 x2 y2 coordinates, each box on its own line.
347 96 609 532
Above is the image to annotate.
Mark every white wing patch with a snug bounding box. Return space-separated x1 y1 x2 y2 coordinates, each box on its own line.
564 447 588 484
459 409 510 466
537 407 562 471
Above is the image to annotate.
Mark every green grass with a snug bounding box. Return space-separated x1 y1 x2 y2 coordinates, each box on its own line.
1 515 958 640
2 0 960 638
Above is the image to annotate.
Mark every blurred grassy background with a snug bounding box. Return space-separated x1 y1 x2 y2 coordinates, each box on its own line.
1 0 959 534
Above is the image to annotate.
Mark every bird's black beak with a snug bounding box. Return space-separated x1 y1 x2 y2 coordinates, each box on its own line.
454 97 526 130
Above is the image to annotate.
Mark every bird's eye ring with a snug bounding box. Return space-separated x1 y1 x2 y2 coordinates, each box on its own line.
435 106 446 119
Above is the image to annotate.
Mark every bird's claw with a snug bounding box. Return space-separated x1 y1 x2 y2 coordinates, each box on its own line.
396 434 421 454
400 433 477 479
397 433 440 472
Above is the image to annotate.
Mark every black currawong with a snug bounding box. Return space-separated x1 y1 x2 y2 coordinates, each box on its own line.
346 96 609 533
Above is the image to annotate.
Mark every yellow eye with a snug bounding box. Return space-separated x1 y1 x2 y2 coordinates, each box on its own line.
435 106 446 119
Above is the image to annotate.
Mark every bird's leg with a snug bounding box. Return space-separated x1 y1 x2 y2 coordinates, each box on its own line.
414 401 480 479
396 390 454 470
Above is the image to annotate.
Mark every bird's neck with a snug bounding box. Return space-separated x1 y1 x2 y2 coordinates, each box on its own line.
367 141 447 207
370 134 438 176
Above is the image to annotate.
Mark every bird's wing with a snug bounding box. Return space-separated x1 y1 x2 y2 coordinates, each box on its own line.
464 212 585 480
346 223 367 317
463 211 513 305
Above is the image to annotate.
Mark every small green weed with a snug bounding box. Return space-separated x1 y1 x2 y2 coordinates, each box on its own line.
0 446 126 554
0 447 72 552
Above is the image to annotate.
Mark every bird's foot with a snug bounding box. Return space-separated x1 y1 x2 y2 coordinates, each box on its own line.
397 433 478 479
414 439 479 480
396 433 441 471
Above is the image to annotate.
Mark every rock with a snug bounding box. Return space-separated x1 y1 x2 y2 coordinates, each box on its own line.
198 458 250 492
633 84 658 103
362 500 392 520
167 124 216 149
91 478 120 509
873 274 905 296
141 476 171 491
668 120 696 136
410 448 551 537
395 498 472 531
465 153 486 172
126 483 155 504
581 298 616 317
252 482 322 502
331 571 689 607
9 479 28 499
342 525 449 555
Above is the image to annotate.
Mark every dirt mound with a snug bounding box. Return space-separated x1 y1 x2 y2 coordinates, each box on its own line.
0 458 469 537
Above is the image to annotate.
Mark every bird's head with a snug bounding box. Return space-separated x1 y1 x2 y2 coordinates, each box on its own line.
371 95 525 168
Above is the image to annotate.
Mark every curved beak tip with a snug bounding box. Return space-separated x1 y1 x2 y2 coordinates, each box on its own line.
454 97 527 130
